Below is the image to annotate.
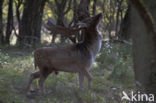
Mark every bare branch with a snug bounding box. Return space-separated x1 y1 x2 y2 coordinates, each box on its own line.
54 0 59 7
64 0 72 15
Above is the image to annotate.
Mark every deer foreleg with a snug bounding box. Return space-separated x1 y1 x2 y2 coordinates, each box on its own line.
83 70 92 90
78 73 84 90
26 71 40 91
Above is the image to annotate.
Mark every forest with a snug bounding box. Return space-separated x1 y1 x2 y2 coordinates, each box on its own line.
0 0 156 103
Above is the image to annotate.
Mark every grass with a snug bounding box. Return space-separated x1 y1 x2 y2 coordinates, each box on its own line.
0 42 135 103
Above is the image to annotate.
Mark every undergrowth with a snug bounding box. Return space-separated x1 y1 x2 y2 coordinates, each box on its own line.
0 43 135 103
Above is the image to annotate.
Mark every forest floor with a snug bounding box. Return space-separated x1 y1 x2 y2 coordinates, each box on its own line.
0 42 135 103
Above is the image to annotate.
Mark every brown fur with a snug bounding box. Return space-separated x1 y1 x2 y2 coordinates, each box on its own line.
26 13 103 93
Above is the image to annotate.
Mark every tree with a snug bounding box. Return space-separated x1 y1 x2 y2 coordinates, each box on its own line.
55 0 72 42
119 4 131 40
76 0 90 42
77 0 90 21
92 0 97 16
73 0 78 24
115 0 124 37
18 0 47 45
47 0 72 43
0 0 4 44
5 0 13 44
102 0 117 40
14 0 23 25
54 0 71 26
130 0 156 94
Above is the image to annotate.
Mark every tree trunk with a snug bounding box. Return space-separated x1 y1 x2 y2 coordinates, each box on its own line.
77 0 90 21
115 0 123 37
56 0 66 43
77 0 90 42
5 0 13 44
57 12 65 43
92 0 97 16
119 4 131 40
53 0 72 43
15 0 23 25
18 0 47 45
130 0 156 94
73 0 78 24
0 0 4 44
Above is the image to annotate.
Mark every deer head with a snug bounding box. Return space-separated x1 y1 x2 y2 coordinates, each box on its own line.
77 13 103 29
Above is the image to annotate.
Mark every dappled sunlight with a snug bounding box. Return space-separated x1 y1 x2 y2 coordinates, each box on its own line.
0 0 155 102
41 32 62 44
93 61 98 68
41 33 52 43
10 34 17 46
9 31 62 45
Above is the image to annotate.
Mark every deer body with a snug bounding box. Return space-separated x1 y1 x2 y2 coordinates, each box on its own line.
26 13 103 93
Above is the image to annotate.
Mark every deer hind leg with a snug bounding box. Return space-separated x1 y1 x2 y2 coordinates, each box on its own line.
83 70 92 89
26 71 40 92
78 73 84 90
39 67 50 93
39 74 46 93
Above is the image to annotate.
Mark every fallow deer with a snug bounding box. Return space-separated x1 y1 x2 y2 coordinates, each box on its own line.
26 13 103 93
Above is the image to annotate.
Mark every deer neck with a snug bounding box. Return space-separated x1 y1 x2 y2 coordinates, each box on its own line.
83 29 102 57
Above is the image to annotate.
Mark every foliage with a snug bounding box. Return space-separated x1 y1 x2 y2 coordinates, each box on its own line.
0 0 129 45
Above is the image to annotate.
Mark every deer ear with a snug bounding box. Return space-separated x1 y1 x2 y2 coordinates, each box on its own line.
91 13 103 27
95 13 103 20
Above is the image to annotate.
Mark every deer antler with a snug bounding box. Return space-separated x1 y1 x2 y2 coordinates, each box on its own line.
45 19 86 36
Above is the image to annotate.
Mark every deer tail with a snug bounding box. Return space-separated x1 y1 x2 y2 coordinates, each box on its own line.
34 57 38 70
